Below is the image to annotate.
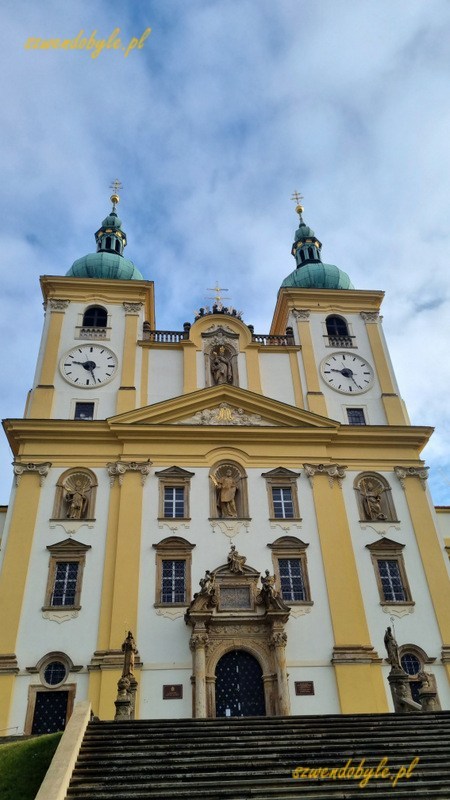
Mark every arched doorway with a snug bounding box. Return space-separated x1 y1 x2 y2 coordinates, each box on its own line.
215 650 266 717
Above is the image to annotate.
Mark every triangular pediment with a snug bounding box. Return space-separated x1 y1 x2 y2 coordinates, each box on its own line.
108 386 339 429
366 537 405 552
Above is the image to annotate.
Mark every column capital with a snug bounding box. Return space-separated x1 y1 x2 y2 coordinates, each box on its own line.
270 631 287 649
394 465 429 491
304 463 347 488
360 311 381 323
13 461 51 487
123 302 144 315
292 309 310 321
189 632 209 651
47 299 70 312
107 460 152 487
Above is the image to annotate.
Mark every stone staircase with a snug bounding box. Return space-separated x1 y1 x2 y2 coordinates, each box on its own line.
66 712 450 799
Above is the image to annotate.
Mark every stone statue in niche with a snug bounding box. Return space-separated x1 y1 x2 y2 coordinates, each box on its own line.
210 347 233 385
227 544 247 573
63 473 92 519
211 468 239 517
359 477 387 521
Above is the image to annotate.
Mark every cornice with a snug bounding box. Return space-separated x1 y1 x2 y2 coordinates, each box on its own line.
270 287 385 335
40 275 155 328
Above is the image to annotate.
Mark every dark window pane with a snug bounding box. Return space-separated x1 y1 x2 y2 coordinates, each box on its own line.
163 487 185 518
272 487 294 518
401 653 421 675
347 408 366 425
326 316 349 336
161 559 186 603
82 306 107 327
279 558 306 601
43 661 67 686
51 562 79 606
74 402 94 420
377 559 407 601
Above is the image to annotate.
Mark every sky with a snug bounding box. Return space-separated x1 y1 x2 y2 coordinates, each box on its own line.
1 0 450 505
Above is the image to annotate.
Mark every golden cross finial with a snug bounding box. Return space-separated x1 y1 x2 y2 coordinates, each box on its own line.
207 282 230 306
109 179 122 211
291 191 304 218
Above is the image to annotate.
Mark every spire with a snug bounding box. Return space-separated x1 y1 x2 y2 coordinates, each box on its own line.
290 192 322 268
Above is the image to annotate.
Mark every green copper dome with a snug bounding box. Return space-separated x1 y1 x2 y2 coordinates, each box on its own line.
66 190 143 281
281 262 354 290
67 252 143 280
282 201 354 290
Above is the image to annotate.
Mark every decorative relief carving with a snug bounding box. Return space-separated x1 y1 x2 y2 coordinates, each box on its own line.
14 461 51 486
123 302 144 315
190 633 209 651
382 605 415 618
155 607 186 620
270 632 287 648
209 519 250 538
212 624 262 636
178 403 272 426
49 520 95 536
292 309 310 320
360 311 380 323
157 520 190 533
270 521 302 533
394 466 429 490
107 460 152 486
42 609 79 623
360 522 401 537
48 299 70 311
289 606 312 618
304 463 347 488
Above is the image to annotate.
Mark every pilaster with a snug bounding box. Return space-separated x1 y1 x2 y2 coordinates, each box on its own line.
360 311 408 425
116 303 143 413
28 299 69 418
292 310 327 416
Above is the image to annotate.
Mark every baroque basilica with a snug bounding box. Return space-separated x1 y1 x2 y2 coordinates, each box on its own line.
1 189 449 735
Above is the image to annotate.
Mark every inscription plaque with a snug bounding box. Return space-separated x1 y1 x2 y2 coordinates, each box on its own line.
220 586 251 609
163 684 183 700
295 681 315 696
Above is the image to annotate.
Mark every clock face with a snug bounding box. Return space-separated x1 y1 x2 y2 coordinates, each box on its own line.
320 352 374 394
60 345 118 388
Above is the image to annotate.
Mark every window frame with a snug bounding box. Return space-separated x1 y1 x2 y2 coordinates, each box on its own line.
74 401 96 421
153 536 195 608
43 539 91 612
155 466 194 521
268 536 312 606
366 538 413 606
346 407 366 426
262 468 301 521
324 314 355 348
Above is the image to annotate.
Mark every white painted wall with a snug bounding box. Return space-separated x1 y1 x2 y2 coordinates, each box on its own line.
148 349 184 405
259 353 295 406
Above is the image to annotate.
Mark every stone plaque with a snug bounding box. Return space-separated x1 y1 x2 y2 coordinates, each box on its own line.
295 681 314 696
163 684 183 700
220 586 251 609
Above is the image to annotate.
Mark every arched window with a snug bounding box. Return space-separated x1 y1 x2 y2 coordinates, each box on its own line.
82 306 107 328
308 247 314 260
399 645 439 706
115 239 121 252
355 472 398 523
325 315 354 347
105 236 112 250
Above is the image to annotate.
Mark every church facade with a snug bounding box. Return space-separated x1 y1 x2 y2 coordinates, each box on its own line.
1 192 450 735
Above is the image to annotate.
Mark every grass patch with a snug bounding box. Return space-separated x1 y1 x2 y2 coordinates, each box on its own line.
0 732 62 800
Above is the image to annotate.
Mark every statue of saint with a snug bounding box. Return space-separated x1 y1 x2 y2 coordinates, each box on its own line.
359 478 387 520
199 570 215 596
122 630 137 678
64 479 89 519
211 468 239 517
211 349 233 385
261 569 276 598
384 626 401 670
227 544 246 574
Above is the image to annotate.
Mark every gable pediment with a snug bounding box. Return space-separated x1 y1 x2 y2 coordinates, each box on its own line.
108 386 339 430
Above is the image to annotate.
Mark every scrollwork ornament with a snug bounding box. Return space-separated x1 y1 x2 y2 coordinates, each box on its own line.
123 302 144 315
292 309 310 321
360 311 380 323
13 461 51 487
394 465 429 491
107 460 152 487
304 463 347 488
48 299 70 312
189 633 209 651
270 631 287 648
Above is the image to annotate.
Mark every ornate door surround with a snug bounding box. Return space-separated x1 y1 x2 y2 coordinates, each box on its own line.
185 549 291 718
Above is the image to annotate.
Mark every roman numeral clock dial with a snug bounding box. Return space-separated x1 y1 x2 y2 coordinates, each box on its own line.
320 353 374 394
60 345 118 387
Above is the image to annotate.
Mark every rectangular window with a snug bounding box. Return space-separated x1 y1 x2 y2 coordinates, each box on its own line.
272 487 294 519
74 402 95 420
278 558 307 601
377 559 407 602
163 487 185 518
161 560 186 604
50 562 79 606
347 408 366 425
